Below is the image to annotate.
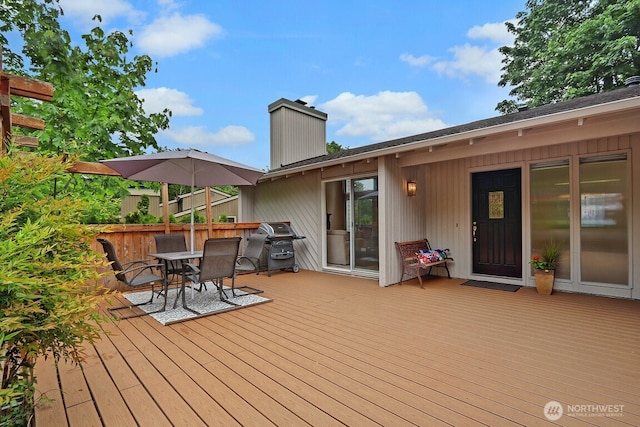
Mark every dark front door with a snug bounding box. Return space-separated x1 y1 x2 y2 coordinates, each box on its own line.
472 168 522 277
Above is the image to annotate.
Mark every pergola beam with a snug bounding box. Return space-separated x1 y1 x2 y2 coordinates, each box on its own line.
12 113 45 130
1 73 54 102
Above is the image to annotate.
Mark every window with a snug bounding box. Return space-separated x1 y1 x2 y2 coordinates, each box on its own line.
579 155 628 285
530 161 570 280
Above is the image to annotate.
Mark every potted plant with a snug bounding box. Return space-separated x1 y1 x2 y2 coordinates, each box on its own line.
530 240 560 294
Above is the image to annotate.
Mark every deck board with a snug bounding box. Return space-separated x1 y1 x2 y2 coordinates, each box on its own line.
35 271 640 426
33 356 67 427
80 343 138 427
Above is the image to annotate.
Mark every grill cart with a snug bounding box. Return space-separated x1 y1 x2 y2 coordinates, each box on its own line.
257 222 306 276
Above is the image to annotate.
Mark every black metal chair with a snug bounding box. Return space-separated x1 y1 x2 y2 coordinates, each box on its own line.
98 238 166 319
154 233 205 293
180 237 242 312
236 233 267 275
154 234 187 275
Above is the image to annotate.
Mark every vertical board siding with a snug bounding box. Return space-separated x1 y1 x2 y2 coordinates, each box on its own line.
379 158 428 286
407 134 638 290
251 132 637 297
253 171 322 271
424 158 467 281
270 107 326 170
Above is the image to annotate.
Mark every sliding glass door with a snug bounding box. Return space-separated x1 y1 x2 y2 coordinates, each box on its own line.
325 176 379 272
352 177 379 271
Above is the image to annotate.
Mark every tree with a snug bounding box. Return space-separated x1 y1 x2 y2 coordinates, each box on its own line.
327 141 345 154
0 151 110 425
497 0 640 114
124 194 160 224
0 0 171 216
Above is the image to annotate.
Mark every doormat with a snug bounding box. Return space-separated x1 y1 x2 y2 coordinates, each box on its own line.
119 285 271 325
462 280 522 292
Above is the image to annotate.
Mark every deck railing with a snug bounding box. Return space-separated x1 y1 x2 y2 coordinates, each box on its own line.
93 222 264 289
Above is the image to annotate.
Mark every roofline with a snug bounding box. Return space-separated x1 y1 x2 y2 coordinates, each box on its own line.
261 94 640 181
267 98 328 121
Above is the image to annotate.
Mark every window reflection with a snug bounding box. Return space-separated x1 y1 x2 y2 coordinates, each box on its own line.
580 158 628 285
530 162 570 280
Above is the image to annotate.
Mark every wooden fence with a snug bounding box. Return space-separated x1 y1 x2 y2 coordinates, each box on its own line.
93 222 264 289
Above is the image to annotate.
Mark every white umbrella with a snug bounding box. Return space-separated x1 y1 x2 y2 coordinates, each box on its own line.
101 149 264 253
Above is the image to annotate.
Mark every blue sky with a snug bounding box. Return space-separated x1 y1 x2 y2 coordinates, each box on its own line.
57 0 526 170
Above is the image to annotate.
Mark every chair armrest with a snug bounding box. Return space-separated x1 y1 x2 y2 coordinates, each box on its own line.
121 259 155 269
182 262 200 274
236 256 258 268
123 262 164 280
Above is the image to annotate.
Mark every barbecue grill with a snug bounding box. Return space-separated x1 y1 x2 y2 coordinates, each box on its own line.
258 222 305 276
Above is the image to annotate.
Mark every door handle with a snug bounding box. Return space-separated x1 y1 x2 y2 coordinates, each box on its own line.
472 222 477 242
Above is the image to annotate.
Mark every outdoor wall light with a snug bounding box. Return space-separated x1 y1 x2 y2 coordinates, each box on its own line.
407 180 417 197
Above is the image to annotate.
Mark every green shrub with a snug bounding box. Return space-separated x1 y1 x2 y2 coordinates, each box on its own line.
124 194 161 224
178 211 205 224
0 152 110 425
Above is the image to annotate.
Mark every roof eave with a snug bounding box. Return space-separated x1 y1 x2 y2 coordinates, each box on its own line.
260 95 640 182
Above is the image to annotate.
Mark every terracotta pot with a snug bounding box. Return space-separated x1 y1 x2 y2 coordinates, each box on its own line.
534 270 554 295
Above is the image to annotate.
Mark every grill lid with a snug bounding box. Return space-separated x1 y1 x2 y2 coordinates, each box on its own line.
258 222 305 239
258 222 294 237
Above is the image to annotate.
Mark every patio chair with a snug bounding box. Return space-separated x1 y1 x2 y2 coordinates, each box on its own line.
236 233 267 275
154 233 205 293
98 238 166 319
180 237 242 311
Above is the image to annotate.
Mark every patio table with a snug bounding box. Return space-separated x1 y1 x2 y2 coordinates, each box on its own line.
149 250 203 313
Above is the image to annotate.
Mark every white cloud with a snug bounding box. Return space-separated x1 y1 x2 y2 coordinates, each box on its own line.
163 126 254 147
319 91 447 142
299 95 318 106
58 0 144 26
137 13 223 57
467 21 515 45
136 87 203 116
399 53 436 67
401 20 514 84
432 43 504 84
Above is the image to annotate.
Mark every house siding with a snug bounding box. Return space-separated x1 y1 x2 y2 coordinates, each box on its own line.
412 133 638 298
252 171 323 272
269 100 327 170
255 89 640 299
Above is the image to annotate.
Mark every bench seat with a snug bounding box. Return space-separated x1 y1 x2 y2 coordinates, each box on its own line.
395 239 453 288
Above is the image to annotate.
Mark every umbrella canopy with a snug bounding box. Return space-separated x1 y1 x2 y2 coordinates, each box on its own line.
100 149 264 187
101 149 264 252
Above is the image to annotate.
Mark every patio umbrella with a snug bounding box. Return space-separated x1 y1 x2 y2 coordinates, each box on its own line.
101 149 264 253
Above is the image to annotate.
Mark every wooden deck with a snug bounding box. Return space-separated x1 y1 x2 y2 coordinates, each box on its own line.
35 271 640 426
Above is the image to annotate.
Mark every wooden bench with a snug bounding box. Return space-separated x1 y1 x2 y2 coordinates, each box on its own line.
395 239 453 288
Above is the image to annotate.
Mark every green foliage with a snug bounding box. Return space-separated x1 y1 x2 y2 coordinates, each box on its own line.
124 194 161 224
80 193 122 224
326 141 345 154
0 152 110 423
213 186 238 196
530 240 561 271
0 0 170 160
217 213 229 223
498 0 640 113
178 211 205 224
0 0 171 209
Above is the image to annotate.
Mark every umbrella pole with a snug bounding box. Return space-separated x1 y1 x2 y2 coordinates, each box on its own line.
190 165 195 254
205 186 212 238
162 182 170 233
